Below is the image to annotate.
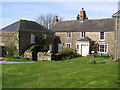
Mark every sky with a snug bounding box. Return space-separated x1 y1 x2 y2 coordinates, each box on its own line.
0 0 120 29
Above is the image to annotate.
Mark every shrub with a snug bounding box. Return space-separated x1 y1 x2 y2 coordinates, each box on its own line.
94 53 113 58
4 43 17 57
89 59 97 64
58 48 76 56
54 48 81 60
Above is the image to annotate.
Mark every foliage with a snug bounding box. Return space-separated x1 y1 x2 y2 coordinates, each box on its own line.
2 57 118 88
35 34 46 46
54 48 81 60
94 53 114 58
90 40 98 53
4 43 17 57
89 59 97 64
58 48 77 56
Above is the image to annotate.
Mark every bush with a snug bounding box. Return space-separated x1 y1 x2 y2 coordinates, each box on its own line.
94 53 113 58
89 59 97 64
53 48 81 60
58 48 76 56
4 43 17 57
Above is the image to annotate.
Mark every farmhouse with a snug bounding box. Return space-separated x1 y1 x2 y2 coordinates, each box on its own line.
53 8 115 57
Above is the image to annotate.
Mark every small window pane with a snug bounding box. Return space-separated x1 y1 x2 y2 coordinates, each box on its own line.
100 32 104 39
77 44 79 49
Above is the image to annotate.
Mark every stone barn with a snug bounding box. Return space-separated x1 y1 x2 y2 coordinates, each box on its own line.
1 20 54 60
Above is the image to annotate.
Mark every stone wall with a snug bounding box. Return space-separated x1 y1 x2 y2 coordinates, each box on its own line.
19 31 54 56
87 32 115 55
118 18 120 60
2 31 19 56
37 52 51 61
55 31 115 55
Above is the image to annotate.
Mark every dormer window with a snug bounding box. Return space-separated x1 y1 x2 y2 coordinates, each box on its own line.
66 32 71 38
99 32 105 41
81 32 86 38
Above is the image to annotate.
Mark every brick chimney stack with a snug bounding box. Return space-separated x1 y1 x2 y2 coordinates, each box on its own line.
54 16 59 24
55 16 59 22
80 8 88 21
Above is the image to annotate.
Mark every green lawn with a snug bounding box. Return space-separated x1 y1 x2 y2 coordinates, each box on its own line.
2 57 119 88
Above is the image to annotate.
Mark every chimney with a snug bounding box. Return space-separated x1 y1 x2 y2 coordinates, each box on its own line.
54 16 59 24
55 16 59 22
76 14 80 20
80 8 88 21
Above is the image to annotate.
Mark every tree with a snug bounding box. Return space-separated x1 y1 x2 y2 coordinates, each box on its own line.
36 13 63 29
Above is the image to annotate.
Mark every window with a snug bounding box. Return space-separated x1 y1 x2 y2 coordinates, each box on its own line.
66 43 71 48
99 44 108 53
49 45 52 52
66 32 71 38
31 34 35 44
81 32 86 38
99 32 105 40
43 34 46 39
76 44 79 49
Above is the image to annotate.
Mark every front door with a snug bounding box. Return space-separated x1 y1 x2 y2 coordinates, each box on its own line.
81 44 88 56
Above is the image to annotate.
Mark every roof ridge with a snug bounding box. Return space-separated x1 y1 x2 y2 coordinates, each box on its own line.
57 18 113 23
17 20 21 31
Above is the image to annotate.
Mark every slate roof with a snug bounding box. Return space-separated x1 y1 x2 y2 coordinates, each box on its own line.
112 10 120 17
1 20 54 33
52 18 114 32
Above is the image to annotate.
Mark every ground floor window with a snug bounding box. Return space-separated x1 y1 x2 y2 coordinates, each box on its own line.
49 45 52 52
76 43 79 50
65 43 71 48
99 44 108 53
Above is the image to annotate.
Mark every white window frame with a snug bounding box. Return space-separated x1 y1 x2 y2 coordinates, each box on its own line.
99 44 108 54
99 32 105 41
81 32 86 38
43 34 46 39
65 43 71 48
76 43 79 50
49 44 52 52
31 34 35 44
66 32 71 38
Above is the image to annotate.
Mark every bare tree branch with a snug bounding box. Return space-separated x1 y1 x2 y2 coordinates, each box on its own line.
36 13 63 29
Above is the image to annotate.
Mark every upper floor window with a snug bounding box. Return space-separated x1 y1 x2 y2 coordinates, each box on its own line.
99 32 105 41
66 32 71 38
66 43 71 48
31 34 35 44
81 32 86 38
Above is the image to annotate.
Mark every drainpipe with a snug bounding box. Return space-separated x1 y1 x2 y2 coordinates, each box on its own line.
115 16 119 61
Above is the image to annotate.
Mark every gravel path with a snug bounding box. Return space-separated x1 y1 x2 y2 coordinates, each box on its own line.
0 60 34 64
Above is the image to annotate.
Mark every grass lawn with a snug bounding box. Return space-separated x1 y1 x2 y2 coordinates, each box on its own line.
2 57 119 88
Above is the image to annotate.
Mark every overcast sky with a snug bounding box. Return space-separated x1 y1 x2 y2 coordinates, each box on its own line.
0 0 120 29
